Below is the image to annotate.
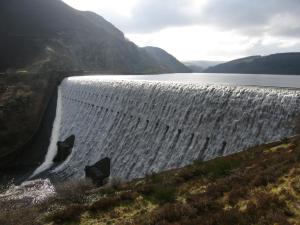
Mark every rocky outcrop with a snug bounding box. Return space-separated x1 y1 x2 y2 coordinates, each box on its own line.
85 158 110 186
0 72 62 169
53 135 75 163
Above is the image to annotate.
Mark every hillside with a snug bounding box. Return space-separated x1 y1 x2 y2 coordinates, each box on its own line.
1 135 300 225
183 60 224 72
205 53 300 75
144 47 191 73
0 0 189 74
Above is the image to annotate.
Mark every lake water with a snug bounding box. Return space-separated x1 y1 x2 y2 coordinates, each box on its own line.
69 73 300 89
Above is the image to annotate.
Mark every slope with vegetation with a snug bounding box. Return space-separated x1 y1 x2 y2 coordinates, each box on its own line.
144 47 191 73
1 134 300 225
0 0 190 74
205 53 300 75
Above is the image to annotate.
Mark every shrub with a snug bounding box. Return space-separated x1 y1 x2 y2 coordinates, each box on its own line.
119 191 139 201
95 186 117 196
227 187 246 205
213 208 243 225
251 173 269 187
152 185 176 205
178 166 203 181
291 177 300 193
88 190 137 212
137 183 157 196
254 192 286 211
0 207 40 225
106 177 122 190
186 194 220 213
146 172 163 183
45 204 84 223
205 182 231 199
88 196 120 211
256 211 291 225
250 168 280 187
236 192 292 225
138 183 177 205
54 178 95 204
205 157 241 179
149 203 197 224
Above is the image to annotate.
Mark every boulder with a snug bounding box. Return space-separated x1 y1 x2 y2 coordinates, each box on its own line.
53 135 75 163
85 157 110 186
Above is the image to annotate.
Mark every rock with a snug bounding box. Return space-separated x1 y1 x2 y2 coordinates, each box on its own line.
53 135 75 163
85 157 111 186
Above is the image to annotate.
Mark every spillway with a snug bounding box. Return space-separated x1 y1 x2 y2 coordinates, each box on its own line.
33 76 300 181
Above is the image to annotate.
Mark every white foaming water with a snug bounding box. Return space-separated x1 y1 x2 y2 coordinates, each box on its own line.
0 179 55 205
35 76 300 181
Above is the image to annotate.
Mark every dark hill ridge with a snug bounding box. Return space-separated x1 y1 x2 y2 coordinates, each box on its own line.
205 53 300 75
0 0 189 74
143 47 191 73
183 60 225 72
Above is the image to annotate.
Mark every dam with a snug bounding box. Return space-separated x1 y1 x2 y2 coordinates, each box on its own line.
32 74 300 181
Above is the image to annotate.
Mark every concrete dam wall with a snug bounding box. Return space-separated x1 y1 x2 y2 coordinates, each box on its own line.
33 77 300 181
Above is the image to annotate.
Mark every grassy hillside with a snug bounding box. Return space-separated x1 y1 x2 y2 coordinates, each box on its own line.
1 135 300 225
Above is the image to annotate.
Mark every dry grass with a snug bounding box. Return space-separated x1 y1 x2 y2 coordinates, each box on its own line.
0 206 41 225
2 136 300 225
53 178 95 204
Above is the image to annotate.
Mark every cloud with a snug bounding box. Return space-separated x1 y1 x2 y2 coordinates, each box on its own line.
112 0 300 39
112 0 203 33
63 0 300 38
127 26 255 61
245 39 300 56
63 0 300 60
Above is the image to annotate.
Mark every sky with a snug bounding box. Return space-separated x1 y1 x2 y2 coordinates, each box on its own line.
62 0 300 61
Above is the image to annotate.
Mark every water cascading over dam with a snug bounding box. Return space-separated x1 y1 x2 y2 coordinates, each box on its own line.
34 77 300 181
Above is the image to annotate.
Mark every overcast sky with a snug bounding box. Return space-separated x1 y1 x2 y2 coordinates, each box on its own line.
62 0 300 61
